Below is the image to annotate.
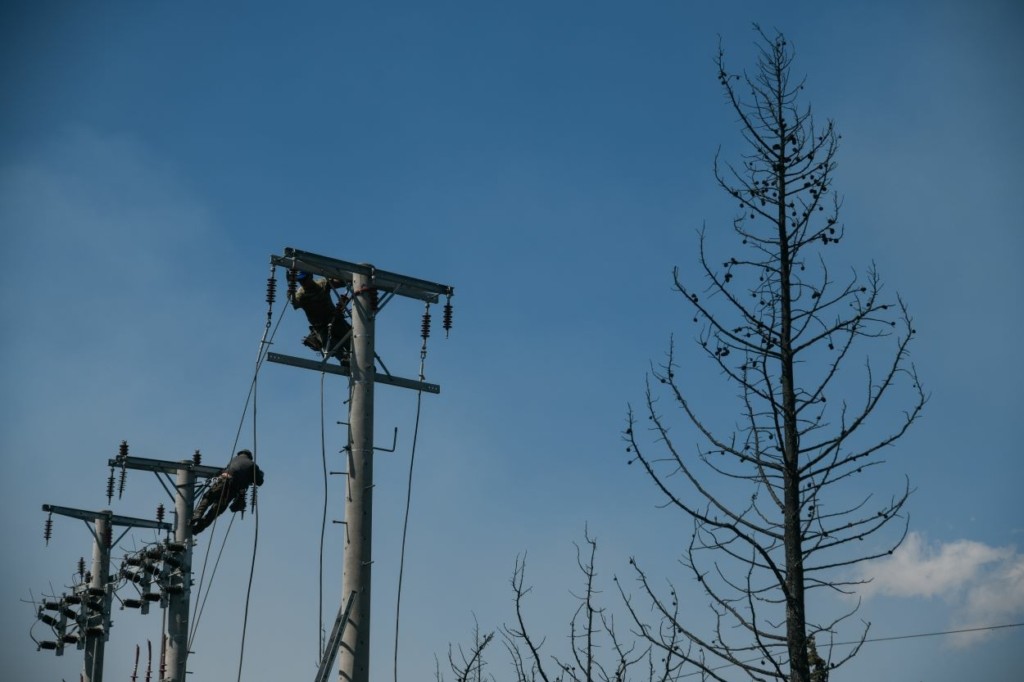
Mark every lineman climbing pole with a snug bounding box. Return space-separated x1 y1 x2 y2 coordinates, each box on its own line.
268 247 453 682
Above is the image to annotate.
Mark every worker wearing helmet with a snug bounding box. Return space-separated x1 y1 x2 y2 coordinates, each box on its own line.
290 271 351 362
190 450 265 535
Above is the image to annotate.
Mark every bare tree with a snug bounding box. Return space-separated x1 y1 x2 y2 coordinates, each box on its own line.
622 26 926 682
444 530 678 682
437 615 496 682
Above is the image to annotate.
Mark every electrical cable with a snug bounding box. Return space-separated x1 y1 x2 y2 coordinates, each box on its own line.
319 283 352 664
187 513 235 650
318 368 328 660
189 482 235 640
235 424 259 682
677 621 1024 678
393 337 429 682
235 287 277 682
190 279 286 668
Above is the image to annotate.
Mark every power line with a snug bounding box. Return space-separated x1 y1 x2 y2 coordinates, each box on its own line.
394 312 432 682
318 369 329 661
852 621 1023 644
679 622 1024 678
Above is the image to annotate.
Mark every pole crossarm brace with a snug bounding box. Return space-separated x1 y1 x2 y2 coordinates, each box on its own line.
41 504 172 533
271 247 455 304
266 352 441 394
108 455 224 480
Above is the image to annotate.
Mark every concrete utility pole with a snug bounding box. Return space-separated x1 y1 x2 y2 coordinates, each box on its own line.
165 465 195 682
343 270 376 682
108 452 223 682
268 247 453 682
39 505 172 682
84 513 111 682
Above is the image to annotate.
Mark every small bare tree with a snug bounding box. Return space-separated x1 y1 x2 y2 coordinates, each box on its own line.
623 27 925 682
443 531 679 682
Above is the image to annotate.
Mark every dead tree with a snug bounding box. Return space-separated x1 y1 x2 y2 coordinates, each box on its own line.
444 531 679 682
623 27 926 682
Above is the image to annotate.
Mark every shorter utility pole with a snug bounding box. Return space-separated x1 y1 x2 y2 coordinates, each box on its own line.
109 449 223 682
38 505 171 682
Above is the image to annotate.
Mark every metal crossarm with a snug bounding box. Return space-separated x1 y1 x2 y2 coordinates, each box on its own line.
107 455 223 479
41 505 172 533
271 247 455 303
314 591 357 682
266 352 441 394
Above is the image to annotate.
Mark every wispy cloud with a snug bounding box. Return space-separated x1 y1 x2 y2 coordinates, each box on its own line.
857 532 1024 647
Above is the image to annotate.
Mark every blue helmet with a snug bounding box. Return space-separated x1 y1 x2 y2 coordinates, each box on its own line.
294 271 311 282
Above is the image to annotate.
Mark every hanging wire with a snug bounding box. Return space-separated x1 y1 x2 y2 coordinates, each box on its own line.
236 281 271 682
189 272 287 651
393 307 431 682
187 503 236 648
318 369 328 660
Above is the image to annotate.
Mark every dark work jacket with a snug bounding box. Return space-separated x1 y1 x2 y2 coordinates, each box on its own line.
224 454 265 491
292 279 346 330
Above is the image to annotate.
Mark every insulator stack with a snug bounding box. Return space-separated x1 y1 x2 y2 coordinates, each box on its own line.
39 613 59 627
367 287 379 312
78 557 86 579
250 485 257 512
106 469 116 504
118 466 128 499
443 296 453 337
192 449 202 466
44 514 53 545
286 269 298 300
103 523 113 549
421 306 431 340
266 272 277 306
156 504 165 524
119 440 129 459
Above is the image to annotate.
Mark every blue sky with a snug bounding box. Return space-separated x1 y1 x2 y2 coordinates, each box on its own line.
2 1 1022 680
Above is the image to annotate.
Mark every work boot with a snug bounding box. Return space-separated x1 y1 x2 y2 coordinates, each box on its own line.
302 333 324 352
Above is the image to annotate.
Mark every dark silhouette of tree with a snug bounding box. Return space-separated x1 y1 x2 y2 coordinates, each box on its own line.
441 530 679 682
622 26 926 682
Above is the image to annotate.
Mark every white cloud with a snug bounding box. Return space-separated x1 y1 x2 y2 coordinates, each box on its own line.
952 553 1024 648
856 532 1024 648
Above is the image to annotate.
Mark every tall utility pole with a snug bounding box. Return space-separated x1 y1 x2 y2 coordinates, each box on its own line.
108 451 223 682
268 247 453 682
39 505 172 682
344 270 376 682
